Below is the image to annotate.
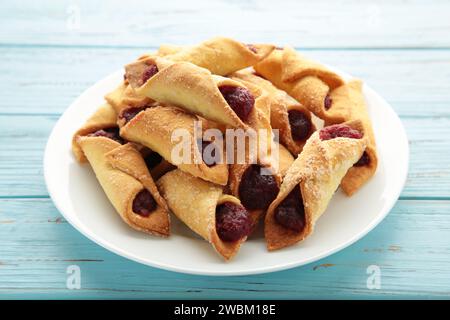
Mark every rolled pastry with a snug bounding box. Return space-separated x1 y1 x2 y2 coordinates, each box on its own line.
72 103 174 180
228 78 275 166
76 136 170 237
105 82 153 115
265 121 367 250
324 80 378 196
72 103 119 163
254 47 345 123
162 37 275 76
228 159 281 229
125 56 257 128
231 69 316 155
120 105 229 186
157 169 252 260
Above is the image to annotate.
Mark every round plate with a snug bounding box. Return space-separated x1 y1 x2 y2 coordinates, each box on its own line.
44 68 409 276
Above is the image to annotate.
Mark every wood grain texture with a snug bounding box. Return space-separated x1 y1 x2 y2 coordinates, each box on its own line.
1 0 449 299
1 0 450 48
0 199 449 299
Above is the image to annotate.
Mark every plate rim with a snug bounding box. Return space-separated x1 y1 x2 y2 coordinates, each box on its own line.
44 68 409 276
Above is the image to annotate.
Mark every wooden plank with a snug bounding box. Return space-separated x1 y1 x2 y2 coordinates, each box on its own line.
1 46 450 117
1 0 450 48
0 198 449 299
0 114 448 198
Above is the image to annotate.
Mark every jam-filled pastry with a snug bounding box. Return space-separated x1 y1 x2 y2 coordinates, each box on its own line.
72 103 119 163
324 80 378 196
254 47 345 123
157 169 252 260
75 134 170 237
265 121 367 250
231 70 316 155
138 145 176 180
120 105 229 186
105 82 153 115
229 78 275 166
125 56 258 128
228 158 281 230
161 37 275 76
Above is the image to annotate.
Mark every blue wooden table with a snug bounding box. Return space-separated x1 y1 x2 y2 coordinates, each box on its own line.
1 0 449 299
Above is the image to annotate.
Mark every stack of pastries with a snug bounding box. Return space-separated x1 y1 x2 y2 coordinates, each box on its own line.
72 37 377 260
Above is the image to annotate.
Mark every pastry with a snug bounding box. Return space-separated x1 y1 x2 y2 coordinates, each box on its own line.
265 121 367 250
227 77 275 166
323 80 378 196
75 133 170 237
254 47 345 123
105 82 153 116
231 69 316 155
72 103 119 163
120 105 229 186
125 56 256 128
70 37 381 260
161 37 275 75
157 169 252 260
72 103 174 179
228 159 281 229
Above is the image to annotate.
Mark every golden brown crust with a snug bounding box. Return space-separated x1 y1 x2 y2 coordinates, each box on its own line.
157 169 248 260
120 105 229 186
76 137 170 237
163 37 275 75
231 69 316 155
277 143 295 177
105 83 153 115
325 80 378 195
265 120 367 251
126 56 249 128
72 103 118 163
254 47 345 124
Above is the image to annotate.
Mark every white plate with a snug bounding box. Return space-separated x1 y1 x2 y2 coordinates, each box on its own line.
44 68 409 276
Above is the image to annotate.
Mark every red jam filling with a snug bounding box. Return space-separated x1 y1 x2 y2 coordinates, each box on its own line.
288 110 312 141
219 85 254 122
216 202 252 242
132 189 157 217
87 127 124 144
319 124 363 141
141 64 159 83
238 165 279 210
274 185 305 232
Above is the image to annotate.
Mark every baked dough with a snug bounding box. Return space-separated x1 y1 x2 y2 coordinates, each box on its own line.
161 37 275 75
120 105 229 186
228 161 281 230
277 142 295 177
157 169 249 260
265 120 367 250
126 56 255 128
325 80 378 195
231 69 316 155
254 47 345 123
105 82 153 115
72 103 118 163
76 137 170 237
